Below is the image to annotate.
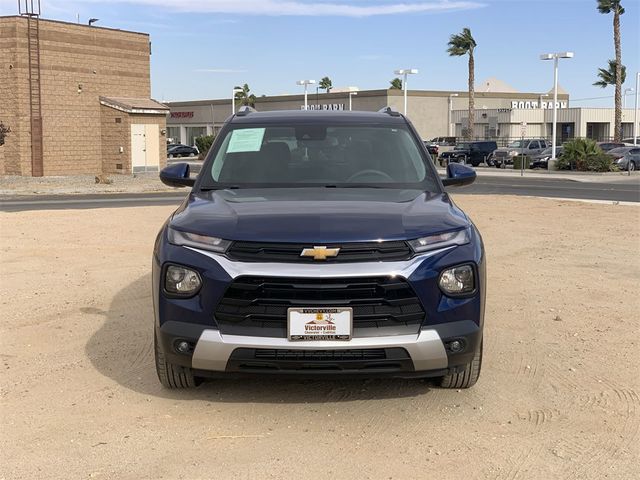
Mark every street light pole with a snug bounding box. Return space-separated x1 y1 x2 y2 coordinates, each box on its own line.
540 52 573 169
349 91 358 111
634 72 639 146
231 86 242 115
296 80 316 110
448 93 459 137
394 68 418 115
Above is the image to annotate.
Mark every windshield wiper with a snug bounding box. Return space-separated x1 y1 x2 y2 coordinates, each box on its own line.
324 184 387 189
199 185 241 191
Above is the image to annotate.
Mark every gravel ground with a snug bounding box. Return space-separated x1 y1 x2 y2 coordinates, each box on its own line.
0 173 178 196
1 195 639 479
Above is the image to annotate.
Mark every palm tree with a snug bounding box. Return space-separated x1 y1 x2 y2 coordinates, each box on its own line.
234 83 257 108
593 59 627 88
319 76 333 93
447 27 477 140
597 0 625 141
389 78 402 90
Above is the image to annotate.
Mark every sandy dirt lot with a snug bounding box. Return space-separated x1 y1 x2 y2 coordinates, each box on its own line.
1 195 639 479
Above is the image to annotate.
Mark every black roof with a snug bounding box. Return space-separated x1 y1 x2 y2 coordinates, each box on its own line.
230 109 406 125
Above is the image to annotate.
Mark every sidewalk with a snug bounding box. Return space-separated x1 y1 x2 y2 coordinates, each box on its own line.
436 165 640 183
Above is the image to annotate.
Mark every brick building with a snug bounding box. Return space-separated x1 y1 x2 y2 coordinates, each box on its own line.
0 14 167 176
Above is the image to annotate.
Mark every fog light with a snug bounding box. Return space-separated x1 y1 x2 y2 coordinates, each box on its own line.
449 340 464 353
175 340 191 354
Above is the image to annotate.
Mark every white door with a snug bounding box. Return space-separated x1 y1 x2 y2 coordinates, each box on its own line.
131 124 146 172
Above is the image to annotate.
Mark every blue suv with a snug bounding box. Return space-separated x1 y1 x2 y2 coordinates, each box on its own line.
153 107 485 389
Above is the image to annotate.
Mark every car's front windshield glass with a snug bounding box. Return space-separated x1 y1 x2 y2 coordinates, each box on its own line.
200 124 438 191
507 140 526 148
454 143 469 150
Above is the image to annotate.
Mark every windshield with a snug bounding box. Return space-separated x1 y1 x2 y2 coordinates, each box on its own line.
200 124 438 190
507 140 527 148
454 143 470 150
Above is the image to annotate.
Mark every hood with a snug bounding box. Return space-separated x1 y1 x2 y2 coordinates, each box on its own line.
170 188 470 243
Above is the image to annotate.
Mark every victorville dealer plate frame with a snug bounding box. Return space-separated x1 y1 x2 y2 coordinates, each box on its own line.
287 307 353 341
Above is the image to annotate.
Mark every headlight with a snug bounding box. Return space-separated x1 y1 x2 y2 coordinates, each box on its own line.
508 150 518 156
439 264 475 296
168 227 231 252
408 228 470 253
164 265 202 296
540 156 550 161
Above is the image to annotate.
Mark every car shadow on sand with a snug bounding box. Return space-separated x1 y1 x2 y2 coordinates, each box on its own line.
85 273 434 403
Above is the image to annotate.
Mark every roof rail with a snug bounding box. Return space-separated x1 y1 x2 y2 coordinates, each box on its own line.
378 106 401 117
236 105 257 116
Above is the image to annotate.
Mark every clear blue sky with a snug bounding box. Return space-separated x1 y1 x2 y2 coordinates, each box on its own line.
2 0 639 107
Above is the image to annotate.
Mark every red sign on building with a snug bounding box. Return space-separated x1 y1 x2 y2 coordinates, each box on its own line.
171 111 194 118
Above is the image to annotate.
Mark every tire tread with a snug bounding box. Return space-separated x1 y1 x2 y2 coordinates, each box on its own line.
439 341 482 389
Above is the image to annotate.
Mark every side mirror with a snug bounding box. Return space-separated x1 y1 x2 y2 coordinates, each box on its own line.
160 163 195 188
442 162 476 187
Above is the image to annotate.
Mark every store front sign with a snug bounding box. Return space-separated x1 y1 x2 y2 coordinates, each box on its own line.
301 104 345 111
510 101 567 110
171 111 194 118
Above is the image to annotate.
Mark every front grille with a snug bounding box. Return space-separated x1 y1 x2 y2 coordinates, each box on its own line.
494 151 508 158
254 349 387 361
214 276 425 337
226 241 413 263
226 347 414 373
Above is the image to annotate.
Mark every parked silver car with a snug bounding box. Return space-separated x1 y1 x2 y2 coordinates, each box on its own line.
611 147 640 171
492 139 548 168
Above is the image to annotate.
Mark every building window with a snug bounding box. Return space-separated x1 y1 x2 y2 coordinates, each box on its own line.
185 126 207 147
167 127 181 144
115 118 122 124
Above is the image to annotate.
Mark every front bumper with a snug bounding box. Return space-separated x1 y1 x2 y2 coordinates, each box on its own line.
153 227 486 377
157 319 482 377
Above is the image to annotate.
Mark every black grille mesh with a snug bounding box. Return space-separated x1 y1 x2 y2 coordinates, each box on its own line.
226 241 412 263
214 276 425 336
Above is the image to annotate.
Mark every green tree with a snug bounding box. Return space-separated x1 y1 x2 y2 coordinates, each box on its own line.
319 76 333 93
597 0 625 141
234 83 257 108
0 121 10 146
389 78 402 90
447 27 477 140
593 59 627 88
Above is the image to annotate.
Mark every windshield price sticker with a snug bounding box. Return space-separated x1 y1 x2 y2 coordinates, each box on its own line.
227 128 266 153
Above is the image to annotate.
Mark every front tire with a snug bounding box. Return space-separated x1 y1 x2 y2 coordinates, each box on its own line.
438 340 482 389
155 333 198 389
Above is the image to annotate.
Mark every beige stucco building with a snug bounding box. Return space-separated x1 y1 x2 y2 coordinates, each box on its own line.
451 106 637 142
0 15 167 176
166 88 572 146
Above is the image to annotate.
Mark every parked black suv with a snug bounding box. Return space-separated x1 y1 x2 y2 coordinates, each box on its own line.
439 141 497 167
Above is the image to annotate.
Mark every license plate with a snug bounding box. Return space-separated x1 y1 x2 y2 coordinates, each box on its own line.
287 308 352 341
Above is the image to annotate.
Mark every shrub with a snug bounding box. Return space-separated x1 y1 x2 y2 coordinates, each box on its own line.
584 152 617 172
195 135 215 157
561 138 602 171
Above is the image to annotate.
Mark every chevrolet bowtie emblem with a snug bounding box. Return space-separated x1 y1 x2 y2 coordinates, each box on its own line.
300 246 340 260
